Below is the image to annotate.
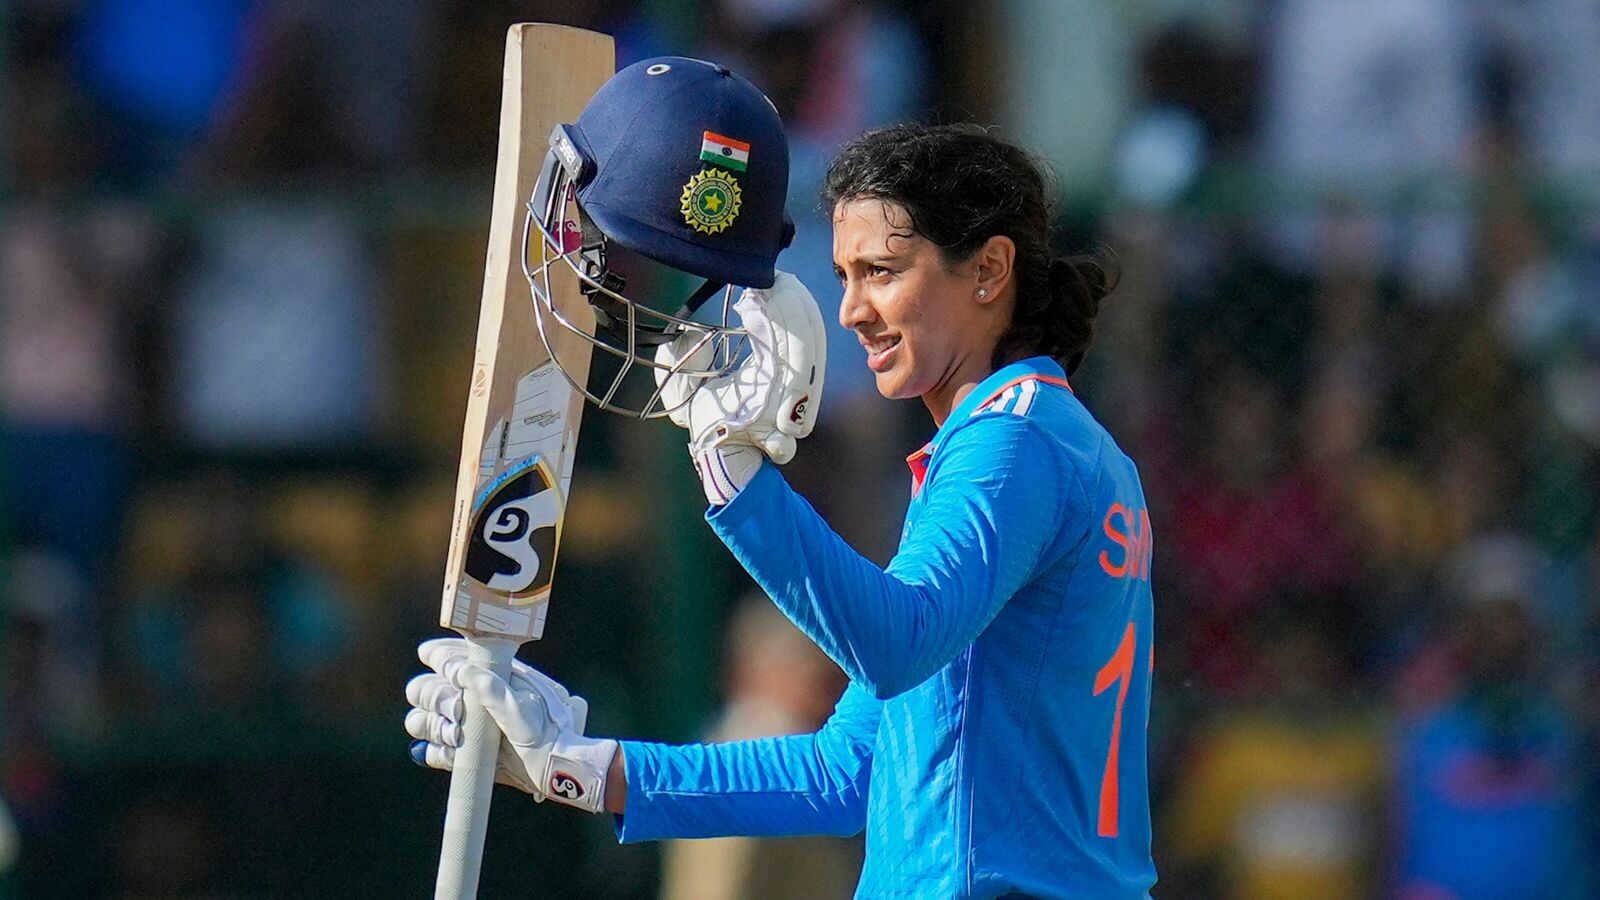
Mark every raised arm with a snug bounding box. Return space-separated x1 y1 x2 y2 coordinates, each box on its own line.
708 413 1076 698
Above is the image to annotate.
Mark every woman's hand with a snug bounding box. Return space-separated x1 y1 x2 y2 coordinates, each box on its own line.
654 272 827 504
405 638 619 813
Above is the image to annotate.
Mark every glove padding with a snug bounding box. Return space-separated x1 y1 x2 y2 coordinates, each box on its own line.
655 272 826 466
405 638 584 796
405 638 616 813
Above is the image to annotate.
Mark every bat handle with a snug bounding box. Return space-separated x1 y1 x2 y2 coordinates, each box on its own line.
434 634 518 900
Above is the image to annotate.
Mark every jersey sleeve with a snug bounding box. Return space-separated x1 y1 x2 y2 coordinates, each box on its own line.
707 412 1072 699
613 682 879 842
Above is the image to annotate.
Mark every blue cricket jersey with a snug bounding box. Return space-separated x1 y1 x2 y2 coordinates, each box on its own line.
616 356 1157 899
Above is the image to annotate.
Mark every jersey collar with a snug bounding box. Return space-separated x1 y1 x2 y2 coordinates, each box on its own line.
905 356 1069 495
939 355 1069 436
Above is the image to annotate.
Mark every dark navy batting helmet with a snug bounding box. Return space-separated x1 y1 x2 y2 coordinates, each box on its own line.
523 56 793 417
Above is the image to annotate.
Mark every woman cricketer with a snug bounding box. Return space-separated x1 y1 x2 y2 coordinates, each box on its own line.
409 123 1158 898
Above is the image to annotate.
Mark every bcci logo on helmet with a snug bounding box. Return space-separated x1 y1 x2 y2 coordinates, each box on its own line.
680 168 742 234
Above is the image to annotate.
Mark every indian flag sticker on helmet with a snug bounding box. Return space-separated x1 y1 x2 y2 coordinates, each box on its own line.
700 131 750 172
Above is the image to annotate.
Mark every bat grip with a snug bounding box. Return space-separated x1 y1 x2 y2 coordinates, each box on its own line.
434 635 518 900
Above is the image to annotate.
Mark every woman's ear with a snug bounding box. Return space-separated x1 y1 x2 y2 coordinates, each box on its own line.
972 235 1015 305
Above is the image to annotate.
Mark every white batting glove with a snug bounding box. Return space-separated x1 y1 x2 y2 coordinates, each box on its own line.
655 272 826 504
405 638 617 813
405 639 579 797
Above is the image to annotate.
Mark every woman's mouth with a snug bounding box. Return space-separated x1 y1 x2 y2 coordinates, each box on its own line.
865 335 902 373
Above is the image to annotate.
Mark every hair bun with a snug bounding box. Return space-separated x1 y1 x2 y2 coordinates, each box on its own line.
1041 250 1119 374
1048 257 1092 318
1050 253 1117 318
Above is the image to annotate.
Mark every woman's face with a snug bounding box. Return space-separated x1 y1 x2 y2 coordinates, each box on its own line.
831 198 1009 413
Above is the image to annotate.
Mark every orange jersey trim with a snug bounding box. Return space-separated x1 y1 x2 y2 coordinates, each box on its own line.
906 444 932 496
975 373 1073 409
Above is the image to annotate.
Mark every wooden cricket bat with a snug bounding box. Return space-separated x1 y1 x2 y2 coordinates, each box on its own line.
434 24 614 900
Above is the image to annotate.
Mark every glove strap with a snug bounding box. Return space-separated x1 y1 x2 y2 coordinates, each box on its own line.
539 735 618 814
692 444 764 505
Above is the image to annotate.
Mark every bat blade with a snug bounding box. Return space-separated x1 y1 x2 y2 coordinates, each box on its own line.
434 23 613 900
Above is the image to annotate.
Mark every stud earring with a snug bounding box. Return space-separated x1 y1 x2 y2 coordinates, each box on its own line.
977 289 988 299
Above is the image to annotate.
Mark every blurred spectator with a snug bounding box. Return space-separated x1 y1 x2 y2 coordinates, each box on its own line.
193 0 437 183
1431 431 1521 551
1263 0 1476 185
0 206 141 584
999 0 1135 201
1294 364 1440 656
0 793 15 877
1471 0 1600 183
10 2 101 191
1166 363 1361 691
658 596 856 900
171 205 387 450
1480 169 1600 454
112 469 355 715
164 5 406 451
1165 596 1385 900
1 570 72 895
1481 180 1589 370
1083 207 1179 455
1260 0 1476 298
75 0 256 184
4 551 102 732
1389 532 1583 899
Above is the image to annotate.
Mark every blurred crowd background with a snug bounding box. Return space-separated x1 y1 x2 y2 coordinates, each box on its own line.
2 0 1598 897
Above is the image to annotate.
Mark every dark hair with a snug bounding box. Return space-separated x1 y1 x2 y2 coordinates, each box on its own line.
821 123 1117 374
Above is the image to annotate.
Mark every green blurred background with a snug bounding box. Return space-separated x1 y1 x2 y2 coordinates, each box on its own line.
2 0 1598 897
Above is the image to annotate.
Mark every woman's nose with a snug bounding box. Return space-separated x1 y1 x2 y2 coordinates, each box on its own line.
838 281 873 330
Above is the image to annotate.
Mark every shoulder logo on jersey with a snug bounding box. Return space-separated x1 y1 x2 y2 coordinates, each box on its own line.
1099 502 1151 581
977 379 1040 417
465 456 562 602
681 168 742 234
973 373 1072 419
